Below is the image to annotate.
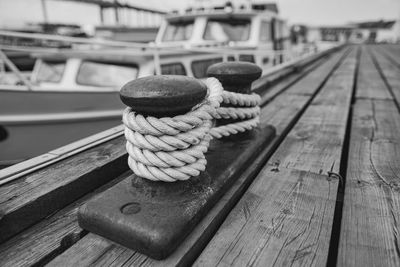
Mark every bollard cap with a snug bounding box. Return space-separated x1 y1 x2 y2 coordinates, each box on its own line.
120 75 207 117
207 62 262 86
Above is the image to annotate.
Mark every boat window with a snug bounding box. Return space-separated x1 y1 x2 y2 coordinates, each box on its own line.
203 19 251 42
161 63 187 75
191 58 223 78
260 21 271 42
36 59 66 83
239 54 255 63
162 20 194 41
76 61 138 87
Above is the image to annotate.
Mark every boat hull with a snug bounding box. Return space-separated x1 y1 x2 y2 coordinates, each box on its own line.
0 89 124 165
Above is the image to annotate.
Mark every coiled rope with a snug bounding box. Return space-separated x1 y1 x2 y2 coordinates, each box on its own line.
123 77 223 182
209 91 261 139
123 78 261 182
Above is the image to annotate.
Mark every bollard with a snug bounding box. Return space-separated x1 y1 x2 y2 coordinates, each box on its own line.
207 62 262 139
120 76 222 182
207 61 262 94
78 73 275 259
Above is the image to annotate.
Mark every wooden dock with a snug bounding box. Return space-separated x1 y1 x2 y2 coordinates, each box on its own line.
1 44 400 266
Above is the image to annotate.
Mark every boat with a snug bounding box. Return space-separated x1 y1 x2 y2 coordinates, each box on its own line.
0 1 315 166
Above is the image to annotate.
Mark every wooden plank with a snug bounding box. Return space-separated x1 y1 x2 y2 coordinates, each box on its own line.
285 48 350 96
0 171 128 267
266 48 357 174
194 48 358 266
356 46 392 100
253 45 343 102
46 49 349 266
381 45 400 67
338 99 400 266
259 58 322 105
370 46 400 108
259 49 344 105
0 136 128 243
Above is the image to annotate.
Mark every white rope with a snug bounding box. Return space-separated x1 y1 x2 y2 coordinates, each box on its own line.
221 91 261 107
122 76 262 182
209 91 261 139
123 77 223 182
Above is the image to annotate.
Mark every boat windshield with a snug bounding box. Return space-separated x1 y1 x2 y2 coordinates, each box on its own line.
36 59 66 83
203 18 251 42
76 61 138 88
162 20 194 41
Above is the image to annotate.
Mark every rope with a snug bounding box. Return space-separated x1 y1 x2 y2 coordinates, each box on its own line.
123 77 223 182
209 91 261 138
122 77 262 182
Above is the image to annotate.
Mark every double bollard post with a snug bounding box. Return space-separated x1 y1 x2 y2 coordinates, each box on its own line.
78 62 276 259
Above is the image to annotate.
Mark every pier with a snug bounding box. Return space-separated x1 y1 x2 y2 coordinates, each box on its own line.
1 44 400 266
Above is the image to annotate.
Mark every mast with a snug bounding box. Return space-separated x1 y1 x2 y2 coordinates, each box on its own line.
41 0 49 24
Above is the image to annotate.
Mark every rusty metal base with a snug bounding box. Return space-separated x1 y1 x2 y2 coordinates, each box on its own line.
78 125 275 260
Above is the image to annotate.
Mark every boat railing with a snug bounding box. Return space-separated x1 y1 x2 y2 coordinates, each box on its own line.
0 30 322 87
0 30 318 60
0 49 33 90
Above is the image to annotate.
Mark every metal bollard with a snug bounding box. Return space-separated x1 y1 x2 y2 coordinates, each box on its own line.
207 61 262 94
120 75 208 117
207 62 263 138
78 73 276 260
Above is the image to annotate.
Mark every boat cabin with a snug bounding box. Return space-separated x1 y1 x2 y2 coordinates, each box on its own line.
27 43 293 93
155 1 291 52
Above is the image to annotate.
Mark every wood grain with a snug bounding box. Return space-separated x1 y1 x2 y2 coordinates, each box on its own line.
0 136 128 243
286 47 350 96
260 48 347 105
259 55 325 105
46 48 349 267
194 47 358 266
338 99 400 266
0 171 128 267
356 46 392 100
380 45 400 67
371 46 400 107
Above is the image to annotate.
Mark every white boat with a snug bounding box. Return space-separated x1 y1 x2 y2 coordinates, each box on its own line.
0 1 314 166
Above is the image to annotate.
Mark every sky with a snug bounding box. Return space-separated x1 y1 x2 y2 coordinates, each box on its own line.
0 0 399 28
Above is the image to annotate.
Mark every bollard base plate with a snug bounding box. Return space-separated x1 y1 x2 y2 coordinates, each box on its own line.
78 125 275 260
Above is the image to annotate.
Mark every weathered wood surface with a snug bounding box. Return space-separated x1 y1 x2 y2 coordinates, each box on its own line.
0 171 128 267
356 46 392 100
0 47 345 267
45 49 349 266
260 48 346 105
6 45 400 267
194 47 358 266
0 136 128 243
378 44 400 68
371 46 400 107
337 45 400 266
338 99 400 267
